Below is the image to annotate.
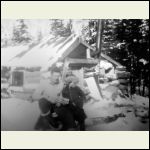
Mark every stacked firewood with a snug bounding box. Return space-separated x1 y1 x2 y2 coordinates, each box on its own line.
115 67 130 96
106 66 130 97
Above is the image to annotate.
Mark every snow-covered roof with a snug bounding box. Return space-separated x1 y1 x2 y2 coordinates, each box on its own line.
8 35 80 68
1 45 28 66
2 34 121 69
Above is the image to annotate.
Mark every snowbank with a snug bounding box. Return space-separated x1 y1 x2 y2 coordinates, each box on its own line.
132 94 149 108
1 98 40 131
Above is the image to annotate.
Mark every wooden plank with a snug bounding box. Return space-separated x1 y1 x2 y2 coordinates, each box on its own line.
72 68 84 88
101 53 122 67
62 59 69 82
116 72 130 79
85 76 102 101
93 74 104 99
67 58 99 65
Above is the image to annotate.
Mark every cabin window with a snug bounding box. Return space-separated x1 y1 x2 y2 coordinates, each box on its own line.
12 71 24 86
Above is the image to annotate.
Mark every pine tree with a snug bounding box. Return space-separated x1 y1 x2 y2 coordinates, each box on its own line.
82 19 121 58
37 30 43 42
49 19 72 37
12 19 31 44
115 19 149 96
1 24 10 47
1 24 6 47
82 19 149 96
83 19 98 58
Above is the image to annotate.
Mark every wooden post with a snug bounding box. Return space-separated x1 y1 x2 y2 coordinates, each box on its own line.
62 58 69 82
96 19 104 99
96 19 104 58
96 19 104 76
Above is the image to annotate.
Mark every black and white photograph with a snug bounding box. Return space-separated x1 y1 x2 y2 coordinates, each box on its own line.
1 19 149 131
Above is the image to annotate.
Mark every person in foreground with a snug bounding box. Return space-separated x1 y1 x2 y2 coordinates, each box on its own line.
29 67 76 131
62 74 87 131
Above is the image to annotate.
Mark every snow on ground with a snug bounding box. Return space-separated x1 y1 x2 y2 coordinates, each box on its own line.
85 99 149 131
85 101 149 131
86 116 149 131
84 83 149 131
1 83 149 131
132 94 149 108
1 98 40 131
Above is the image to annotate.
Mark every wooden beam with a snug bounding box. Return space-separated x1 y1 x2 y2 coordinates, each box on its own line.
67 58 99 65
80 39 96 52
101 53 122 66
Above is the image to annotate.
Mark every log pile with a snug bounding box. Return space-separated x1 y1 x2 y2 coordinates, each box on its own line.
106 66 130 96
115 67 130 95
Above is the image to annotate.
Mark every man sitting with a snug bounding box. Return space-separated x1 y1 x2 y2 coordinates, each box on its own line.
62 74 87 131
30 67 76 131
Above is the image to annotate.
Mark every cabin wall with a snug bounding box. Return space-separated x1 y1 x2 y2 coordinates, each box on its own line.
67 44 87 59
10 70 41 87
24 71 41 85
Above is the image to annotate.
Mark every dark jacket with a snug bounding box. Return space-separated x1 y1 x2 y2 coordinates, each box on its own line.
62 84 86 109
62 84 87 123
